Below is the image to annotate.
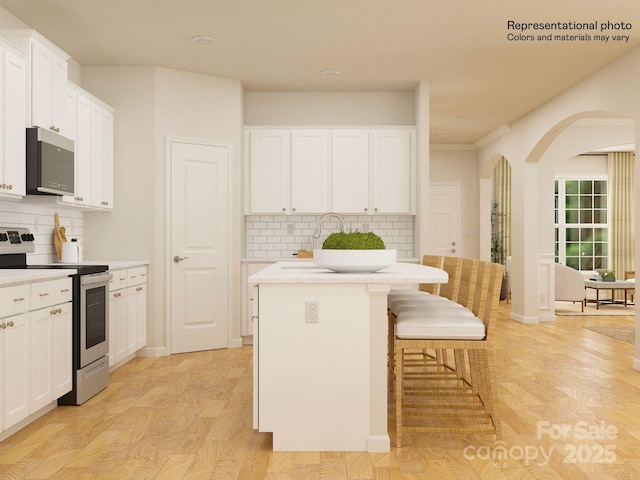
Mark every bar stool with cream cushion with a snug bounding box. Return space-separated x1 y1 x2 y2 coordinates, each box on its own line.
388 256 463 380
390 258 483 389
393 261 503 447
391 257 477 376
388 255 444 378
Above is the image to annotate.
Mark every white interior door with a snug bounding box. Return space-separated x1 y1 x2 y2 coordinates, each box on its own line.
428 183 461 256
169 139 229 353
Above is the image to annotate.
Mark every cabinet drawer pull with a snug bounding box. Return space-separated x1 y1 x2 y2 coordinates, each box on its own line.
120 277 126 281
14 297 26 302
61 289 70 293
39 292 50 297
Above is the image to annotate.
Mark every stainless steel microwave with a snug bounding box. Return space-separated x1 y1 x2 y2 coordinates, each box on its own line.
26 127 75 196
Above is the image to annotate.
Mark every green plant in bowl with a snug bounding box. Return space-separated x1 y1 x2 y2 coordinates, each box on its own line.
322 231 385 250
314 231 394 272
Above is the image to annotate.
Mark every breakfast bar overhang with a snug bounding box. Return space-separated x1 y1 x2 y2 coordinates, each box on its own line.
248 261 448 452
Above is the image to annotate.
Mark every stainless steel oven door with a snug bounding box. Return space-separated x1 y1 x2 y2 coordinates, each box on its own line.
80 271 113 368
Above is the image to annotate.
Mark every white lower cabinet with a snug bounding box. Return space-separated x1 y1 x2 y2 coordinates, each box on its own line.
2 312 29 430
51 303 72 398
131 283 147 349
0 277 72 434
108 266 147 370
30 302 72 412
30 306 53 413
242 262 273 338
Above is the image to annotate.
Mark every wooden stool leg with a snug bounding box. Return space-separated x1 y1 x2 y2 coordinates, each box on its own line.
395 345 404 448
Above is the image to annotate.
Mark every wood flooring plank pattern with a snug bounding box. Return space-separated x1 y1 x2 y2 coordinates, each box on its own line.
2 305 640 478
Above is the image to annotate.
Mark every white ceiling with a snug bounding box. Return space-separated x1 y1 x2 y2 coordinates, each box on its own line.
1 0 639 144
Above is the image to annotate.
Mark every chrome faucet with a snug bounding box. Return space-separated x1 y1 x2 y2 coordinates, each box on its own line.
312 212 346 250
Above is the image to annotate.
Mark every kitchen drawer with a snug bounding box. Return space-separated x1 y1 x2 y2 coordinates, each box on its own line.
127 266 147 287
30 278 73 310
109 269 128 291
0 284 31 318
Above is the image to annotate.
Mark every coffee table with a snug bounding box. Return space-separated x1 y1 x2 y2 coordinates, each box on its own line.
584 279 635 309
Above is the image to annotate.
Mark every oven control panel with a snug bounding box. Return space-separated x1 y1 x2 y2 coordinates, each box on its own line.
0 226 35 254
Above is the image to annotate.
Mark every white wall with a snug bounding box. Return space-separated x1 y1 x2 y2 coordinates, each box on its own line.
81 66 244 355
245 91 415 126
555 155 607 176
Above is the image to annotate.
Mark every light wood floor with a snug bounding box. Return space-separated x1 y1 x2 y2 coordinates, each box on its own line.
1 302 640 479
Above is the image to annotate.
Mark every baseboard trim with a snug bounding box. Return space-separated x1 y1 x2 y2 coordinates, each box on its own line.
510 312 539 324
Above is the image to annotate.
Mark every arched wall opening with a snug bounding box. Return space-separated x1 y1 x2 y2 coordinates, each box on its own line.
483 110 635 324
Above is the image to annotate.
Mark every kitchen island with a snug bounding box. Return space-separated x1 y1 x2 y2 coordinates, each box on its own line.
248 261 447 452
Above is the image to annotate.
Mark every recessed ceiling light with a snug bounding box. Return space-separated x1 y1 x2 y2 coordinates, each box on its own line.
192 35 215 44
436 133 450 138
456 115 472 120
320 70 341 76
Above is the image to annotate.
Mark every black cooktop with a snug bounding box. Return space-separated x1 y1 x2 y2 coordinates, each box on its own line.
0 254 108 275
23 264 109 275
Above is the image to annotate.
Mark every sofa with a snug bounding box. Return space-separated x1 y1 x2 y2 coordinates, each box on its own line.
555 263 586 311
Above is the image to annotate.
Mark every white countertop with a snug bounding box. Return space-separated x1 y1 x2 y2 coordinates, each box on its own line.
0 269 77 287
248 261 447 284
47 260 149 270
242 257 420 264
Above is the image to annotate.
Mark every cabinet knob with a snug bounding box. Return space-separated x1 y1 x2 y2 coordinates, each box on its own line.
364 207 368 212
0 323 6 329
292 207 296 212
7 321 14 328
374 208 378 212
282 207 286 212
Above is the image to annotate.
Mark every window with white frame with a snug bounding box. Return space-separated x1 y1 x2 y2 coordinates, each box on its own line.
555 177 608 271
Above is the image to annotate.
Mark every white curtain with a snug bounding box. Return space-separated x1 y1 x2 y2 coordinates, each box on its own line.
494 156 511 264
608 152 635 285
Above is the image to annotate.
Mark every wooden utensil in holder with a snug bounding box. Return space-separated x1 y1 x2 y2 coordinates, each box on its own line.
54 212 63 260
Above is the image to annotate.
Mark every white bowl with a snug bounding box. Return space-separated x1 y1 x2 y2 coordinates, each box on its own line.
312 249 397 273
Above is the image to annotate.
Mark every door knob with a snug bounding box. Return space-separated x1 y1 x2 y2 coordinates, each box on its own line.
173 255 190 263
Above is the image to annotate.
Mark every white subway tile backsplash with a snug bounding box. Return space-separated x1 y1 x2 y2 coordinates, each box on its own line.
245 214 414 259
0 200 85 264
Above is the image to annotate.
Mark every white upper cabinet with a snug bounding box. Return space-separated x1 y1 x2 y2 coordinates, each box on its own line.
1 31 71 136
0 38 27 198
88 96 114 209
246 127 415 215
290 130 329 213
247 130 290 214
331 130 370 214
61 83 114 210
371 129 415 214
99 109 114 209
32 38 69 134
